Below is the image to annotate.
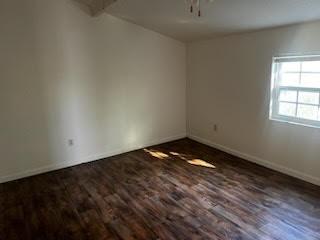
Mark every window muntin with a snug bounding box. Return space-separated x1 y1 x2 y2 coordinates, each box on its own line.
270 56 320 127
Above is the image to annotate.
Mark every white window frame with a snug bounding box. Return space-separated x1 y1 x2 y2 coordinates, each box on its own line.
270 55 320 128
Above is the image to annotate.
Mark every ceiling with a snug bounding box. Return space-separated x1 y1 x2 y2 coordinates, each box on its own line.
105 0 320 42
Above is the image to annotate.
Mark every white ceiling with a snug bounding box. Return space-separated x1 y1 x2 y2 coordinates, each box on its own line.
106 0 320 42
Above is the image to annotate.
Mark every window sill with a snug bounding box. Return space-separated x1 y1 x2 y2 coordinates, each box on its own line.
269 117 320 130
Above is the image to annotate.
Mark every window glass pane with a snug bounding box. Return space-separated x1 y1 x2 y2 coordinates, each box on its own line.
302 61 320 72
300 73 320 88
298 91 319 105
297 104 318 120
279 73 300 86
280 62 300 73
278 102 296 117
272 57 320 127
279 90 297 102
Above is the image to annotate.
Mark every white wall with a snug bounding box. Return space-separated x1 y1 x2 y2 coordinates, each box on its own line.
188 21 320 185
0 0 186 182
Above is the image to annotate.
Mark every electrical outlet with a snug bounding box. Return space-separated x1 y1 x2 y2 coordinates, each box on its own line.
213 124 218 132
68 139 74 146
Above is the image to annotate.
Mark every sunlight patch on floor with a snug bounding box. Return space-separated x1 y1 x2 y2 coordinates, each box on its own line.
170 152 180 156
145 150 216 168
144 149 169 159
187 159 216 169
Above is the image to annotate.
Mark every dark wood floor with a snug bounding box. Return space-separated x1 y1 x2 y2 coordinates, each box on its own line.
1 138 320 240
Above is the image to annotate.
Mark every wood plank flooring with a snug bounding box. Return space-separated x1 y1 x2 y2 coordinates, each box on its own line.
1 138 320 240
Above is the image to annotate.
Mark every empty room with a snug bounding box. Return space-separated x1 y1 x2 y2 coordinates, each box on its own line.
1 0 320 239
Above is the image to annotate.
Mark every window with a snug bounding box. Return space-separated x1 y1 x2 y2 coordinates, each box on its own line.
270 55 320 128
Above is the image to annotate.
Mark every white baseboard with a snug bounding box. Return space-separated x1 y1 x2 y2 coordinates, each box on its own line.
0 133 186 184
188 134 320 186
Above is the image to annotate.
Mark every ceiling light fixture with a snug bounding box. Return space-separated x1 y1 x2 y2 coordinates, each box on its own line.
187 0 215 17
